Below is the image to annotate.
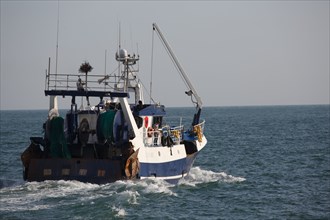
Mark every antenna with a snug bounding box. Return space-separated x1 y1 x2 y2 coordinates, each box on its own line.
118 22 121 50
55 0 60 88
130 24 133 52
136 42 140 72
104 49 107 74
104 49 107 91
117 22 121 81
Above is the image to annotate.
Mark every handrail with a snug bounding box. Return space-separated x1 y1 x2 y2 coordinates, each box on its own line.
193 120 205 133
45 72 121 92
144 124 184 146
170 125 184 144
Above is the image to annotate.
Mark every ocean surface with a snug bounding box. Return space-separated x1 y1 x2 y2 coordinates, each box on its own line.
0 105 329 219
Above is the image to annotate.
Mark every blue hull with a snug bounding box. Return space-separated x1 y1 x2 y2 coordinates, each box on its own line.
139 152 199 184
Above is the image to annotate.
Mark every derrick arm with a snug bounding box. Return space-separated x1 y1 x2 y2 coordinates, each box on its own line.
152 23 203 125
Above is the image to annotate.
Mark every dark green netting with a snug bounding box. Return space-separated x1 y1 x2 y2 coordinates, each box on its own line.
50 117 71 158
98 110 116 141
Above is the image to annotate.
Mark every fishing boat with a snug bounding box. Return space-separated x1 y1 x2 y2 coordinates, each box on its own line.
21 23 207 184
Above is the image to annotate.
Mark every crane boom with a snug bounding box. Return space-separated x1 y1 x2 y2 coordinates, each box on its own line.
152 23 203 111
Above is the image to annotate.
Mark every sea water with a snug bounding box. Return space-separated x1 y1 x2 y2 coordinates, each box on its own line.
0 105 329 219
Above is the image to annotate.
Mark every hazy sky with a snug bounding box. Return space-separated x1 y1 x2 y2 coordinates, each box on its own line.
1 1 329 110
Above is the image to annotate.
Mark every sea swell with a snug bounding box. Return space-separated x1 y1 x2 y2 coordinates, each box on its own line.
1 106 329 219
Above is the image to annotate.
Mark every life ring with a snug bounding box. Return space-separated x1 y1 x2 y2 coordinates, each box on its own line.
125 148 140 179
147 127 154 138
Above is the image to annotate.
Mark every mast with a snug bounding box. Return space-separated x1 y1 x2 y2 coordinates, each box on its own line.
115 48 140 101
152 23 202 125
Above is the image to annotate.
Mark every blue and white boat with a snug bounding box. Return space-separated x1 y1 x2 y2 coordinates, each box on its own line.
21 23 207 184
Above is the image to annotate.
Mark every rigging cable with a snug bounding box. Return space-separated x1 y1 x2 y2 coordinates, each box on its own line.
130 65 157 104
150 29 155 104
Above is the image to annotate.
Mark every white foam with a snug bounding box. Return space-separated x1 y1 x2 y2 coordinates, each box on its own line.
0 195 55 212
117 189 140 205
113 179 177 196
26 180 100 199
112 205 126 217
1 171 243 213
139 179 177 196
0 180 102 212
178 167 246 186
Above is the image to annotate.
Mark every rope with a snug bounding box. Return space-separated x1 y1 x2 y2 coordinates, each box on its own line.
193 124 203 143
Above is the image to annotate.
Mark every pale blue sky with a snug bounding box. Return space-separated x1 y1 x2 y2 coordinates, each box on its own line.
1 1 329 110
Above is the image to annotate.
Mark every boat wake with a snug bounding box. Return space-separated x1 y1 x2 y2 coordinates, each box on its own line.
0 178 175 214
0 168 245 215
179 166 246 187
0 179 24 189
0 180 100 212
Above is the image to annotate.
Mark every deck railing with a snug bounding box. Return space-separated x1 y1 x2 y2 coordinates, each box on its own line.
169 125 184 145
144 124 184 147
45 72 121 92
143 120 206 146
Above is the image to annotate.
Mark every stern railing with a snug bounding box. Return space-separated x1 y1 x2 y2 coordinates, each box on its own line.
144 124 184 147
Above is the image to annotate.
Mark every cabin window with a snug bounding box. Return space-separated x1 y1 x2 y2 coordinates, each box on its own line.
153 117 163 127
62 168 70 176
97 170 106 177
43 169 52 176
79 169 87 176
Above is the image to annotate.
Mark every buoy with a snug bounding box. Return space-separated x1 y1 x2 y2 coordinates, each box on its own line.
125 148 140 179
144 116 148 128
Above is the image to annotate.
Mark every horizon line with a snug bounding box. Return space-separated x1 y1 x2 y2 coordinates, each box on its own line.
1 103 329 111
